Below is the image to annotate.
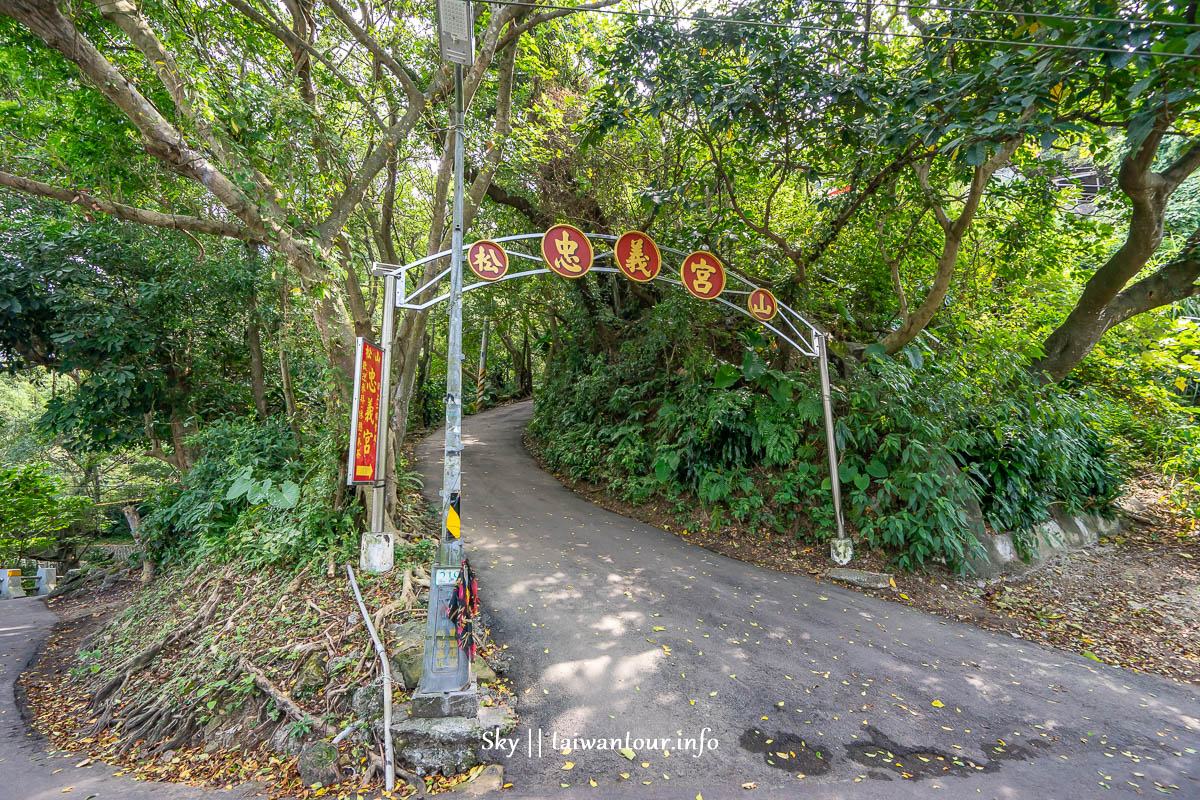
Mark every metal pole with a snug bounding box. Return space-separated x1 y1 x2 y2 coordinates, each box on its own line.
442 62 466 569
475 319 488 413
413 62 475 715
819 333 852 565
347 565 394 792
362 273 397 573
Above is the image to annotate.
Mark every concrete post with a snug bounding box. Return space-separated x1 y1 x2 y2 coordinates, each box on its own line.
475 319 488 414
35 567 57 595
1 569 25 599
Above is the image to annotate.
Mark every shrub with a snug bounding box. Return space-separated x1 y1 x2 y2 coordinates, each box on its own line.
138 418 359 567
0 462 89 562
530 299 1122 573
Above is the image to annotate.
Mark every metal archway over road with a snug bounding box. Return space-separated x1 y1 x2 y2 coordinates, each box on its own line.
368 229 851 565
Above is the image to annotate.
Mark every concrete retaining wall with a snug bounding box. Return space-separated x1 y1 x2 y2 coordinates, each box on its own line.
966 504 1120 579
87 544 138 562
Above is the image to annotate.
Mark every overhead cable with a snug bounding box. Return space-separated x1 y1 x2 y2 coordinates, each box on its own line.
470 0 1200 60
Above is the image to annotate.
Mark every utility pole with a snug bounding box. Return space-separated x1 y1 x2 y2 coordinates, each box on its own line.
413 0 476 718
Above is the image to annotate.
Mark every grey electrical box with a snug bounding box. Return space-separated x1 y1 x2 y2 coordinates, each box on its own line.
436 0 475 66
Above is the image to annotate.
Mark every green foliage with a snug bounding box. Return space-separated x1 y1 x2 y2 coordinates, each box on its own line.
531 297 1121 572
1071 314 1200 516
0 198 270 455
852 351 1121 563
2 0 1196 577
0 461 89 561
138 418 358 567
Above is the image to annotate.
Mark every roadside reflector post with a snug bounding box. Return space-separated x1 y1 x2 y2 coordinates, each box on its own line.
475 319 488 413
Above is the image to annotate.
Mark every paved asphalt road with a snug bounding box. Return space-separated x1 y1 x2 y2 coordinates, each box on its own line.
1 597 253 800
417 400 1200 799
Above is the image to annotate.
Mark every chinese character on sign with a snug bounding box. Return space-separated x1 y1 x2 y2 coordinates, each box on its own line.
680 251 726 300
614 231 661 282
541 224 593 278
347 339 384 485
467 240 509 280
748 288 778 322
627 241 649 275
691 260 716 292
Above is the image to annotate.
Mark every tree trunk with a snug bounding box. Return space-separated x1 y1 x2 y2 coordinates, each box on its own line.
878 127 1028 354
279 348 302 442
1035 233 1200 381
879 227 964 354
1032 134 1200 381
244 243 268 418
122 505 155 584
83 462 101 503
276 279 303 442
522 326 533 396
169 415 193 472
386 40 520 461
247 315 268 419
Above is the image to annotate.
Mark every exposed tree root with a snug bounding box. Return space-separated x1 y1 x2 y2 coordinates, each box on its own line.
241 658 425 797
373 599 402 632
273 563 311 612
207 587 259 657
399 567 420 610
39 561 443 795
89 571 230 711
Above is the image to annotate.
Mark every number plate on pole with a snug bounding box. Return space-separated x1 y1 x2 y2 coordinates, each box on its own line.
434 567 461 586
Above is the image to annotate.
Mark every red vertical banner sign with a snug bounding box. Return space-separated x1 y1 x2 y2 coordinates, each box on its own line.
347 338 384 485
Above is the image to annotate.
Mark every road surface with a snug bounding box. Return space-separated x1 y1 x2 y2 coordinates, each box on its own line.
1 597 250 799
417 400 1200 799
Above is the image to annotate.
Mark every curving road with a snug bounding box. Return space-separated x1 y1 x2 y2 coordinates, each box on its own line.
417 400 1200 799
1 599 254 800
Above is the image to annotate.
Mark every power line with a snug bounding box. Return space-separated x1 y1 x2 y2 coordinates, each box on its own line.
473 0 1200 59
814 0 1200 30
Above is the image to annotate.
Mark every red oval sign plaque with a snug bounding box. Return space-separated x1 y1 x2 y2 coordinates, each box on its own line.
467 240 509 281
680 251 726 300
614 231 661 282
541 224 594 279
747 288 778 322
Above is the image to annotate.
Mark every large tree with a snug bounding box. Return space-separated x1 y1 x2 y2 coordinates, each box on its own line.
589 1 1200 367
0 0 617 526
0 0 601 402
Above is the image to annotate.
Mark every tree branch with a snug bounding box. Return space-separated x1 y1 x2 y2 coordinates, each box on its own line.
461 40 518 233
479 176 553 229
1106 227 1200 327
914 158 952 232
323 0 422 105
226 0 386 130
1162 140 1200 190
0 170 256 240
2 0 262 230
496 0 621 51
